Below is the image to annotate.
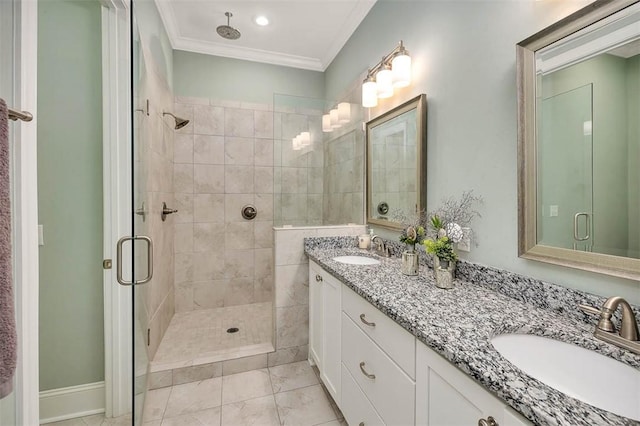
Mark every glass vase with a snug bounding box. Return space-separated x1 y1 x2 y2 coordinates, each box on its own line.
434 255 456 289
401 244 419 276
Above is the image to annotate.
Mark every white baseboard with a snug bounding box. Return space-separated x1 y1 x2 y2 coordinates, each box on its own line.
39 381 105 424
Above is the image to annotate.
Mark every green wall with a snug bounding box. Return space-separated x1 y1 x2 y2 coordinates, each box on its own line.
174 50 325 104
325 0 640 303
38 0 104 391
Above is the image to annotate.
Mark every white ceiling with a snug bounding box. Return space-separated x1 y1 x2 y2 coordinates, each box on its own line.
155 0 377 71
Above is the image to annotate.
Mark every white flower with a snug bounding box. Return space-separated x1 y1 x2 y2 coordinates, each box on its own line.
437 228 447 239
445 222 464 243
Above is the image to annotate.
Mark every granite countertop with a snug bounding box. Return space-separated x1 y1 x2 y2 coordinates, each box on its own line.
304 240 640 426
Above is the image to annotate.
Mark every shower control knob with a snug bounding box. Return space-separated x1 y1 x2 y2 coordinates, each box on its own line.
161 202 178 222
242 204 257 220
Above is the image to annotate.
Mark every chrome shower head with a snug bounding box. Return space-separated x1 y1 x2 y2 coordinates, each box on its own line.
217 12 241 40
163 112 190 130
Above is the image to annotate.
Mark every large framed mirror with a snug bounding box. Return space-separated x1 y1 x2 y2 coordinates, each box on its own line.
366 94 427 230
518 0 640 279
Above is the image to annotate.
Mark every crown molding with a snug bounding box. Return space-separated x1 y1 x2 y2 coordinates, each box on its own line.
173 37 325 71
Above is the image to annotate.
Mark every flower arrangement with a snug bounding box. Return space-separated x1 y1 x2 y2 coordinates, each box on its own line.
399 225 426 246
422 191 483 267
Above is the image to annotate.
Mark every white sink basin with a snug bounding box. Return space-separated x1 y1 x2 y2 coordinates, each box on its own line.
332 255 381 265
491 334 640 420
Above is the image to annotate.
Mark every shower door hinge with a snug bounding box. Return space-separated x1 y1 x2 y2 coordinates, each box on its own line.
147 328 150 346
103 259 112 269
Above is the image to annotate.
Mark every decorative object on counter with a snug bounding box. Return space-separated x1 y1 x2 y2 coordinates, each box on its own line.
423 191 483 288
358 233 371 249
424 217 459 288
399 225 425 275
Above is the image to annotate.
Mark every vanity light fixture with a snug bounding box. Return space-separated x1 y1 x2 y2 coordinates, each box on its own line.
292 132 312 150
329 108 341 129
362 40 412 107
322 114 333 132
337 102 351 123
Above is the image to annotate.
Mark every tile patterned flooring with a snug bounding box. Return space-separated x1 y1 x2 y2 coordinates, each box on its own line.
151 303 274 372
48 361 345 426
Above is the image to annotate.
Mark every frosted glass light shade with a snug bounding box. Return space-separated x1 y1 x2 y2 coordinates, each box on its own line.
362 80 378 107
292 135 302 150
392 53 411 88
337 102 351 123
376 67 394 98
300 132 311 147
329 109 341 128
322 114 333 132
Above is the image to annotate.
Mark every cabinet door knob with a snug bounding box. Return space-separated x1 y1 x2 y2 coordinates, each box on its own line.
478 416 498 426
359 423 365 426
359 313 376 327
359 361 376 379
315 274 323 282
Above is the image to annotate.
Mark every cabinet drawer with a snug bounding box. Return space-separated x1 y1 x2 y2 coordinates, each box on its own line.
341 364 385 426
342 313 415 426
342 284 415 378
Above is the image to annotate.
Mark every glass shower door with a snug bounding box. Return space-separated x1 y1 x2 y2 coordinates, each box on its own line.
538 84 594 251
131 10 151 425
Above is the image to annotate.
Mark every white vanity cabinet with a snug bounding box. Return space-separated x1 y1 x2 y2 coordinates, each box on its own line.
416 343 531 426
309 260 532 426
309 260 342 403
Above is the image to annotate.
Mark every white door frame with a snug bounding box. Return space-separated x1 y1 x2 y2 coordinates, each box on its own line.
12 1 40 425
100 0 133 418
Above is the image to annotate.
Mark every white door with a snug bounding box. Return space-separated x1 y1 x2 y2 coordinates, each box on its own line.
0 1 40 425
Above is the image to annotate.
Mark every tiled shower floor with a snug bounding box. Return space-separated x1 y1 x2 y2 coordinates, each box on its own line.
151 302 274 373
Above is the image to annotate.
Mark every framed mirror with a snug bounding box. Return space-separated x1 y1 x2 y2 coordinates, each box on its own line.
366 94 427 230
517 0 640 279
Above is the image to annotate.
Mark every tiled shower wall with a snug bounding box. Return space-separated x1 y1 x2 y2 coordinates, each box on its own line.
171 97 275 312
272 225 366 365
273 105 324 226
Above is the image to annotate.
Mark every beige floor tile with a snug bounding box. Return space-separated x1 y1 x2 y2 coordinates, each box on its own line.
163 377 223 418
142 421 162 426
161 407 221 426
274 385 337 426
143 387 171 421
221 395 280 426
222 368 273 404
268 360 318 393
78 414 105 425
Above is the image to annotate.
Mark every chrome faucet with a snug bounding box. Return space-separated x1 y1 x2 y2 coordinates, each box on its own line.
579 297 640 355
371 235 391 257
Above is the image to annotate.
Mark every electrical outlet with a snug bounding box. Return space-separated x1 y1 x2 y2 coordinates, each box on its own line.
549 205 559 217
457 227 471 252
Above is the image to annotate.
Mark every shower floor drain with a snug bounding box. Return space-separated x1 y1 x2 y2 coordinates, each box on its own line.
227 327 239 333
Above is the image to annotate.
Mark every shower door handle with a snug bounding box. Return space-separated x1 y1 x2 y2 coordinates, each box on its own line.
573 212 590 242
116 235 153 286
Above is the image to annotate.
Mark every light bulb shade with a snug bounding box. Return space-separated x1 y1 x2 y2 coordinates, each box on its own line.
337 102 351 123
300 132 311 147
376 67 394 98
362 80 378 108
329 109 341 128
292 135 302 150
392 53 411 88
322 114 333 132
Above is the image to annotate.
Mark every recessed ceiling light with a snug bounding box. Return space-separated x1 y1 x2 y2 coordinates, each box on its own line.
255 15 269 26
